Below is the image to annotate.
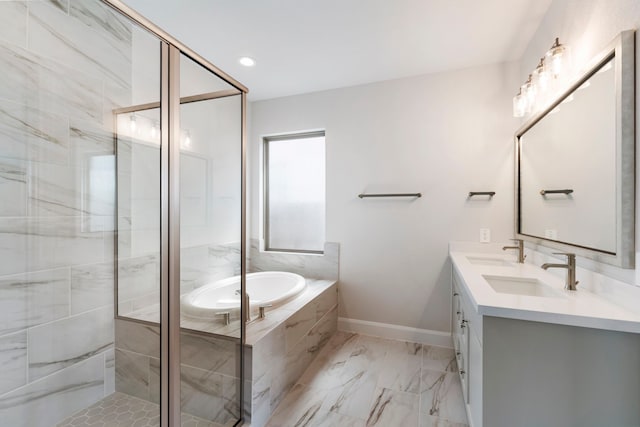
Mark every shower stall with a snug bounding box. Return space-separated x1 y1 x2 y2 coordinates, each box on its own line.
0 1 246 426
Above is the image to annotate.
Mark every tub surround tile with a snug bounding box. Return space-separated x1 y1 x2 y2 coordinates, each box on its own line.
28 306 114 381
366 388 419 427
0 331 27 395
284 301 316 352
0 354 105 427
420 370 467 424
248 239 339 280
0 268 70 336
307 305 338 357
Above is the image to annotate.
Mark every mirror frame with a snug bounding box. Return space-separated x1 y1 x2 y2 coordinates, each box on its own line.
514 30 636 269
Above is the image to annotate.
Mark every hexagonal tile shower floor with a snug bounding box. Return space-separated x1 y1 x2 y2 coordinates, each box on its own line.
55 392 225 427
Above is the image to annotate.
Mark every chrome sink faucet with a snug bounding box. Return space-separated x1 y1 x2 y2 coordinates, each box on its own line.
502 239 526 263
541 252 579 290
235 289 251 322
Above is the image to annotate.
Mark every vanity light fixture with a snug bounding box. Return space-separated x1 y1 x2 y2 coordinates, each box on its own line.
512 88 526 118
239 56 256 67
129 113 137 133
546 38 570 77
513 37 570 118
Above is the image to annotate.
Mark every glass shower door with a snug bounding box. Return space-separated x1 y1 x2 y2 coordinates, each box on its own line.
178 53 243 426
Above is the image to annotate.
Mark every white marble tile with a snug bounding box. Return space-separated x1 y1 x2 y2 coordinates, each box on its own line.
314 283 337 321
420 415 468 427
68 118 114 166
28 306 114 381
0 354 104 427
149 356 160 404
420 370 467 424
0 331 27 395
0 2 27 48
285 301 316 352
423 345 457 373
180 331 239 377
313 411 366 427
28 1 132 90
248 239 339 280
0 268 69 336
307 304 338 358
378 340 422 394
180 365 225 423
117 253 160 302
366 388 420 426
68 0 132 45
222 374 241 421
323 367 378 420
298 331 358 389
0 157 27 217
0 216 105 276
104 348 115 395
265 383 328 427
249 370 272 427
115 348 150 401
0 45 104 124
70 262 113 314
0 99 71 166
114 318 160 358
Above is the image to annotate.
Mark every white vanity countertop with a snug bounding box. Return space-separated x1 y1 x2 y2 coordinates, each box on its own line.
450 250 640 334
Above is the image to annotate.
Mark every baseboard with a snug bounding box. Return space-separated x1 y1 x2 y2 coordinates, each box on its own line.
338 317 452 348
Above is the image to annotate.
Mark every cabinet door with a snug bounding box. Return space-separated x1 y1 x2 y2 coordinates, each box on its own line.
468 329 482 426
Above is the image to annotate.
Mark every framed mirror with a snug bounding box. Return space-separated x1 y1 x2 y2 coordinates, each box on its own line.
515 30 635 268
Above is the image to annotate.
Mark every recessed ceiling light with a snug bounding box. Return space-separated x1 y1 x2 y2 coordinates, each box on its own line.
239 56 256 67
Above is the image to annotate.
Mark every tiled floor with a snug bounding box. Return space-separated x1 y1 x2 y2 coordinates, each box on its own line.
265 332 469 427
56 392 226 427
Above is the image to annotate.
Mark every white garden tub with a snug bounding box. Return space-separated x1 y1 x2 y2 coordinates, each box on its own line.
181 271 306 319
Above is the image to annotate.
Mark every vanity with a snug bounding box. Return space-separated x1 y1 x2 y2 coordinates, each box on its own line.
450 29 640 427
450 248 640 427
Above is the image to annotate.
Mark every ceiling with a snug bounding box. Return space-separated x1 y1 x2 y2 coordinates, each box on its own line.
123 0 553 101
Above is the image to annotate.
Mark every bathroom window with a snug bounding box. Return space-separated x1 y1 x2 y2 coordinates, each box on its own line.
264 131 326 253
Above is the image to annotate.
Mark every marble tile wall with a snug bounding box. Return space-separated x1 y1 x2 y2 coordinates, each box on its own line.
0 1 135 425
248 238 340 280
114 318 242 425
245 282 338 427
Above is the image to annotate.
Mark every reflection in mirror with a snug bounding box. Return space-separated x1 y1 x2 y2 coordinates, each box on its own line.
520 58 615 252
515 30 635 268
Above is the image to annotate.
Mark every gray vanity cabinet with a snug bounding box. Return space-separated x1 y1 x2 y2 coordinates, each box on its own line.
451 266 640 427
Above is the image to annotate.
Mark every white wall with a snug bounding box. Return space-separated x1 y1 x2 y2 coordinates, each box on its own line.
519 0 640 285
249 62 520 332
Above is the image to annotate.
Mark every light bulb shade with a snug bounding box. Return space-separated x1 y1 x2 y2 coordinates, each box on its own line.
513 93 526 117
545 38 571 77
532 58 551 92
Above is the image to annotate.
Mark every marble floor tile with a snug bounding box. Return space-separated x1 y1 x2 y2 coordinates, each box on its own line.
423 345 457 373
267 334 468 427
366 388 419 427
378 340 422 393
265 383 328 427
420 370 467 424
420 415 469 427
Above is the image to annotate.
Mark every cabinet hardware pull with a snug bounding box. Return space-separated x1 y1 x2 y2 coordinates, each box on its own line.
453 292 459 296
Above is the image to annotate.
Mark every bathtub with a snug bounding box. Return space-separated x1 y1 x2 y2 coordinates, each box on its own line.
181 271 306 319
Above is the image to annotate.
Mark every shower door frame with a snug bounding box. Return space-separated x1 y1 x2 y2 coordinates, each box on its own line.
102 1 249 426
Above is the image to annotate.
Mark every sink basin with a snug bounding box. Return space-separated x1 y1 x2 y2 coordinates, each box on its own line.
482 275 564 298
467 256 514 267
